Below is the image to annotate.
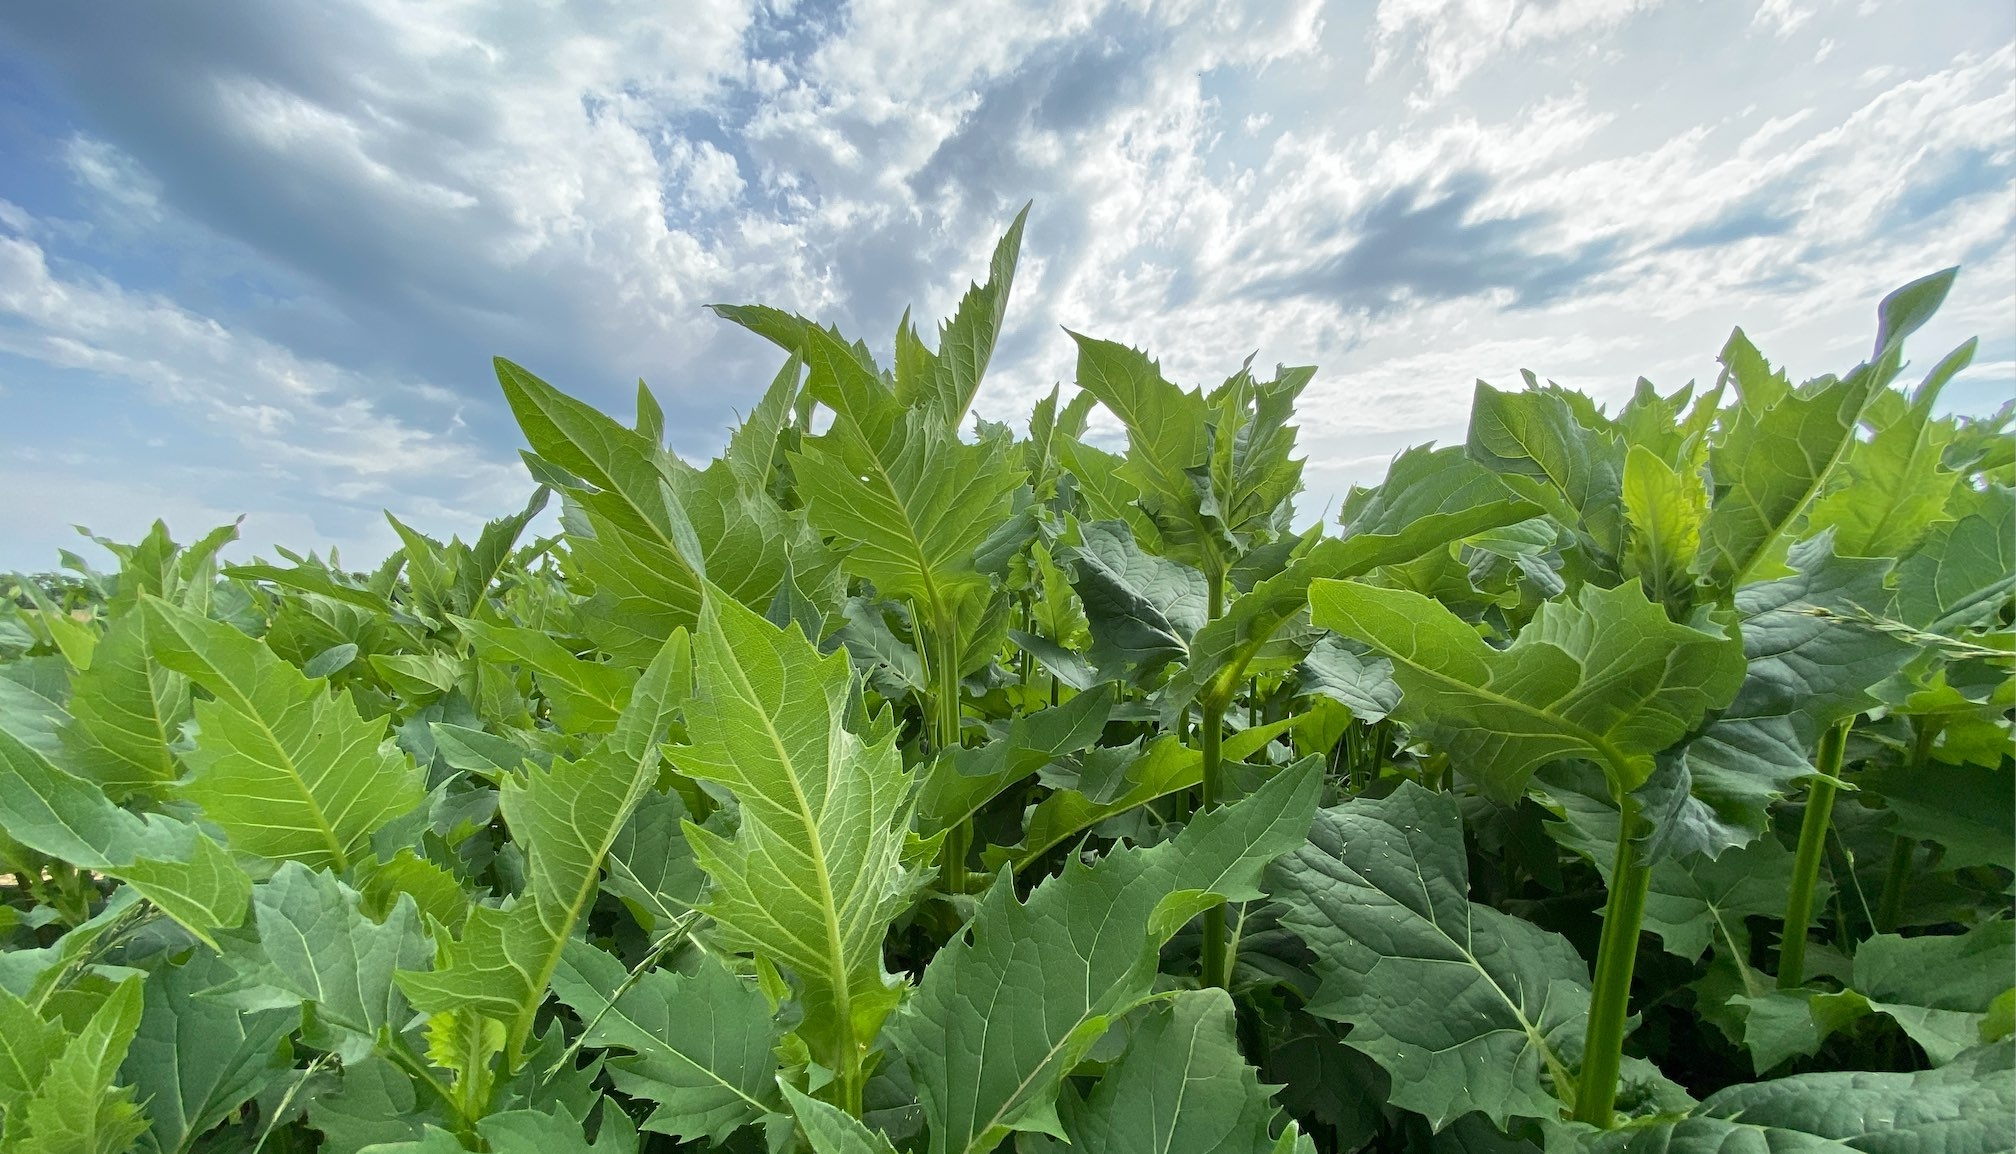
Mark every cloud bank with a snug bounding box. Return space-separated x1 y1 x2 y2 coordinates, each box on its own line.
1 0 2010 566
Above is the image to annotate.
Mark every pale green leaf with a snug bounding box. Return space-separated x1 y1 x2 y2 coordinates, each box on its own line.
141 596 424 871
672 592 924 1078
0 728 249 943
1310 579 1743 797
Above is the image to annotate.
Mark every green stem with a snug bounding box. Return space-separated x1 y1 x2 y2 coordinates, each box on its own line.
386 1035 474 1141
929 614 969 894
1875 837 1916 934
1573 796 1653 1128
1779 720 1851 989
1875 721 1934 933
1199 698 1228 989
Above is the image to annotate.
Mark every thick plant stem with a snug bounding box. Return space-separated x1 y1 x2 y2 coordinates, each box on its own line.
1199 698 1229 988
1779 720 1851 989
931 618 968 894
1199 566 1231 989
1573 797 1652 1128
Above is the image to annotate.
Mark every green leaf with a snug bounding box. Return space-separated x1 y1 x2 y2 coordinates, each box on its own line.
547 942 779 1144
1893 484 2015 633
1467 381 1626 568
917 684 1114 836
791 405 1021 627
1805 340 1972 558
909 203 1028 426
672 592 925 1083
477 1103 637 1154
1056 988 1297 1154
1268 782 1587 1130
1068 334 1214 565
995 724 1307 875
229 863 430 1060
1059 519 1209 684
1862 760 2013 871
497 358 822 664
61 613 188 798
455 617 634 733
1310 579 1743 796
1621 443 1707 613
5 977 148 1154
401 629 689 1064
0 728 249 943
1850 922 2015 1064
1589 1040 2012 1153
602 788 706 935
304 1054 439 1154
1697 334 1883 590
140 596 424 871
782 1083 902 1154
1164 446 1540 716
123 950 296 1154
889 759 1319 1154
1640 835 1798 961
0 987 66 1123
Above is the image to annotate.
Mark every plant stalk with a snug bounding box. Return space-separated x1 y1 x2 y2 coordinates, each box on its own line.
1199 565 1231 989
930 616 969 894
1572 795 1653 1128
1199 697 1229 988
1779 720 1851 989
1874 720 1933 933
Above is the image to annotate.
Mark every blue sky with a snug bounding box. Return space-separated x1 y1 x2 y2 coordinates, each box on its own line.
1 0 2011 569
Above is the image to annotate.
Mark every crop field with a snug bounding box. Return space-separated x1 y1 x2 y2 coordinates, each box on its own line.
1 209 2010 1154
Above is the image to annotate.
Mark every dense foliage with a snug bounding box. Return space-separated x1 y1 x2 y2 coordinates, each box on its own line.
2 208 2011 1154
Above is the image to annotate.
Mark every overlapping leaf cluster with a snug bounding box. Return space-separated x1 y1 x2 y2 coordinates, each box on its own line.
1 210 2009 1154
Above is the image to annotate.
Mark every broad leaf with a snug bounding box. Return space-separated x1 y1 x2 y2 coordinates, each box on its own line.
548 942 779 1143
671 593 926 1083
890 759 1318 1154
141 596 424 871
124 950 296 1154
1269 782 1588 1130
1052 988 1304 1154
0 728 249 943
1310 579 1743 797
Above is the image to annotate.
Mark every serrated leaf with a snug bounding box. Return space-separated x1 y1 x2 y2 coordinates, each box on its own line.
1467 381 1626 568
549 942 779 1143
61 612 187 798
5 976 147 1154
917 684 1113 836
230 863 430 1060
782 1082 901 1154
890 759 1318 1154
1310 579 1743 797
498 358 822 665
1056 988 1294 1154
455 617 634 733
1164 447 1540 717
1059 519 1209 684
1640 835 1798 961
123 950 296 1154
140 596 423 871
1697 335 1883 590
1590 1040 2012 1154
671 592 923 1084
0 728 248 943
1068 334 1213 565
791 404 1021 626
477 1102 637 1154
1894 484 2015 633
1268 782 1588 1130
400 629 689 1064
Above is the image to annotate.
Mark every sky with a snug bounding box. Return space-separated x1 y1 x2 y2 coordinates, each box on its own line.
1 0 2011 571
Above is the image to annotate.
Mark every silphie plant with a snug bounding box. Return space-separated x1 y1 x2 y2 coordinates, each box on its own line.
1 207 2011 1154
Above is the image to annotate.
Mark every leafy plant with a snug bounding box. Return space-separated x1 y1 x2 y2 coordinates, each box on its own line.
0 210 2009 1154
